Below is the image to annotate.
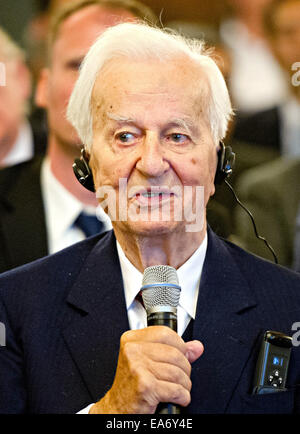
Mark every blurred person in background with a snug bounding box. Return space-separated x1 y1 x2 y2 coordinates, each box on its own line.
232 0 300 157
0 27 46 168
234 157 300 269
165 20 281 240
23 0 77 148
233 0 300 269
24 0 75 85
221 0 288 113
0 0 157 273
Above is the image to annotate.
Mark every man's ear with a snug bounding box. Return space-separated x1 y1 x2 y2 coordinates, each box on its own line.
35 68 50 108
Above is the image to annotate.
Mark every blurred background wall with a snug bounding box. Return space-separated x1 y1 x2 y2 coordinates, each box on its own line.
0 0 36 46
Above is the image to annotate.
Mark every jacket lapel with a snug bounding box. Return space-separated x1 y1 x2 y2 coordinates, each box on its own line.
62 231 129 402
187 228 259 413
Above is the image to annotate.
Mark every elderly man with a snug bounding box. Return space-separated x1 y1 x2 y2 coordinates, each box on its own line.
0 28 45 168
0 22 300 415
0 0 156 273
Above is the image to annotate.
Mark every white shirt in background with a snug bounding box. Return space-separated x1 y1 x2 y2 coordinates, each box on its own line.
2 121 34 167
220 19 288 113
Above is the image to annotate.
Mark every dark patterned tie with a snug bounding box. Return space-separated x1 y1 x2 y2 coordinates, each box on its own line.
74 212 104 237
135 290 145 308
293 204 300 272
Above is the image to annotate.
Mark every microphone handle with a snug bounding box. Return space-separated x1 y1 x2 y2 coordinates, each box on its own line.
147 310 177 330
147 310 181 415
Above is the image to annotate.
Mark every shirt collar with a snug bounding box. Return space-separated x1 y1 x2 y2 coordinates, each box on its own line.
3 121 34 167
41 157 85 245
117 233 207 319
41 157 111 246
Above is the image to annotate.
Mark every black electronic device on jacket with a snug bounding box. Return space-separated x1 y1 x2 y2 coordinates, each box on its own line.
252 331 293 394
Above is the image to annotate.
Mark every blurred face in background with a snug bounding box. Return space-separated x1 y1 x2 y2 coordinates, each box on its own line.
35 5 135 154
0 57 31 153
227 0 272 16
268 0 300 73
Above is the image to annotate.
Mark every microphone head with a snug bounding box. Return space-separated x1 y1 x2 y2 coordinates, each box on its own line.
141 265 181 312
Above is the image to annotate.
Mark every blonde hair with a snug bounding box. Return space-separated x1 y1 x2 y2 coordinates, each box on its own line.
67 22 233 151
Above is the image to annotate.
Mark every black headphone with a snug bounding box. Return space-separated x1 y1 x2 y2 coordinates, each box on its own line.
72 141 236 192
73 148 95 192
215 141 235 185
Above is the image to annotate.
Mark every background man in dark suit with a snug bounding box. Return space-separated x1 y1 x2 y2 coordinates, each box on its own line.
1 21 300 414
235 157 300 268
0 0 157 273
232 0 300 157
0 27 45 168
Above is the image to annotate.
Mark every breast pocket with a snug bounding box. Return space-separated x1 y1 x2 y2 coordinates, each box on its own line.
239 389 295 414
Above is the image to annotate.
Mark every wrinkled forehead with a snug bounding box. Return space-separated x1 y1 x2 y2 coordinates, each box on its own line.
91 56 211 120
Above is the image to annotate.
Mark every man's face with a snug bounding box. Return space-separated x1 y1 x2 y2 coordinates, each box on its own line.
0 59 30 148
36 5 135 151
270 1 300 73
90 58 217 238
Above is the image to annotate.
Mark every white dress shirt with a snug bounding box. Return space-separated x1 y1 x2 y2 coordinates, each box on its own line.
117 234 207 336
77 233 208 413
2 121 34 167
220 19 288 113
41 157 112 254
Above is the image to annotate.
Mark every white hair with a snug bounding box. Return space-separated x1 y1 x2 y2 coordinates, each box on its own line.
67 22 233 151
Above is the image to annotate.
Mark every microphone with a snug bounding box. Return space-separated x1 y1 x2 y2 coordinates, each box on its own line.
141 265 181 414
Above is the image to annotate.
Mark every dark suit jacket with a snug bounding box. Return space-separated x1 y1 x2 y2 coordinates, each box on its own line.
0 228 300 414
232 107 281 151
29 110 48 157
0 156 48 273
234 158 300 267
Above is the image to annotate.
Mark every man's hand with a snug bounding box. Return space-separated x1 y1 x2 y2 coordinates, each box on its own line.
89 326 204 414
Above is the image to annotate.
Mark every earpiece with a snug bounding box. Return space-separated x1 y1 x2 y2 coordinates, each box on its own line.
214 141 236 185
73 148 95 192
